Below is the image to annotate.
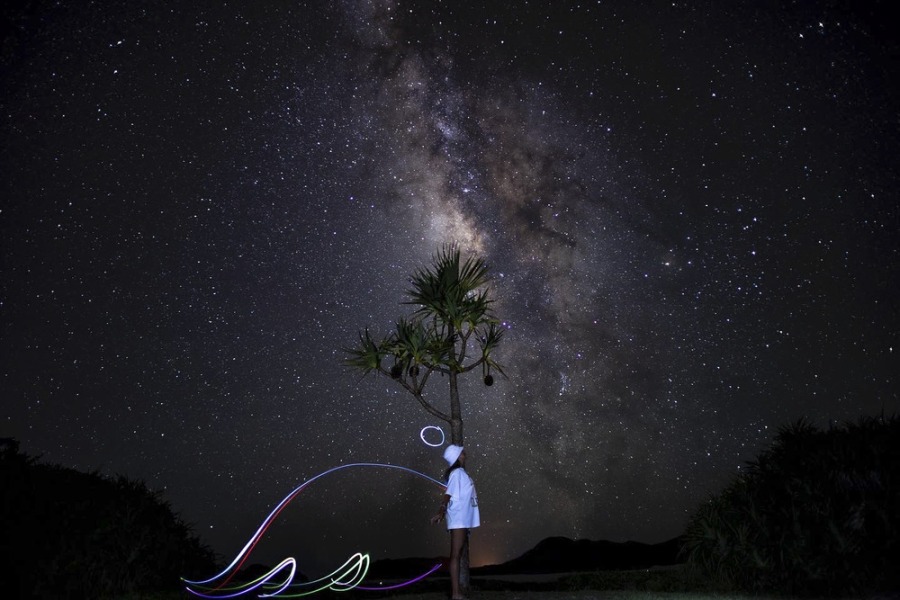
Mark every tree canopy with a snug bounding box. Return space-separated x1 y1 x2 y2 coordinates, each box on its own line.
344 245 505 444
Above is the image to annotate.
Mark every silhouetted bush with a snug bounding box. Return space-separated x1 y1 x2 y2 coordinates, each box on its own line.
0 439 216 599
682 416 900 596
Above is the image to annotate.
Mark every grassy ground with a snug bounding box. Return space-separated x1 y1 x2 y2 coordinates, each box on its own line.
114 566 878 599
111 567 785 600
114 591 793 600
379 594 784 600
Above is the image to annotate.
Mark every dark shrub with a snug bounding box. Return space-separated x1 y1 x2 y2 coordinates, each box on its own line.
1 439 216 599
682 416 900 596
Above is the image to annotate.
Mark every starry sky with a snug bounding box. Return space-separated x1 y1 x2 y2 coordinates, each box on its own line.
2 0 898 575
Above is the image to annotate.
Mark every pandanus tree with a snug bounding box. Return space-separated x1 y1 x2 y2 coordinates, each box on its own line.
344 245 506 446
344 246 506 596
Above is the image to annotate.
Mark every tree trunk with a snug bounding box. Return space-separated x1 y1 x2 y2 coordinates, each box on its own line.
447 370 470 596
449 371 463 443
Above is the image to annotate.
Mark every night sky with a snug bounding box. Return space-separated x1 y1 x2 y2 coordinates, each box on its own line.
2 0 898 575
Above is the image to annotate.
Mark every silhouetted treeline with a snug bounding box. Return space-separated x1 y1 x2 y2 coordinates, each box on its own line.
682 415 900 596
0 438 216 599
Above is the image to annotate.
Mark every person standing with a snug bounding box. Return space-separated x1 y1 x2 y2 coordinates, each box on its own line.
431 444 479 600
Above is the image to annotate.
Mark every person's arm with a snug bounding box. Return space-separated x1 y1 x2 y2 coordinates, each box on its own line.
430 493 451 524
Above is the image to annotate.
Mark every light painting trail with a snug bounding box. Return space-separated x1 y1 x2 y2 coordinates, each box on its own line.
420 425 446 447
183 463 446 598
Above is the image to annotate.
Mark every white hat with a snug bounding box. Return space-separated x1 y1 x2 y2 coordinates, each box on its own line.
443 444 464 466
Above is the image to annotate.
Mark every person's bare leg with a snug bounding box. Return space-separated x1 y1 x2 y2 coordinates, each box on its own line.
449 528 467 599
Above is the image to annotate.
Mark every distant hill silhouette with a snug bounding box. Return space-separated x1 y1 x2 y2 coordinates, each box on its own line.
474 536 683 575
367 536 683 578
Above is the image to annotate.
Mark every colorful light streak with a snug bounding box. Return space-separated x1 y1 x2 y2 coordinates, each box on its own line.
183 463 446 598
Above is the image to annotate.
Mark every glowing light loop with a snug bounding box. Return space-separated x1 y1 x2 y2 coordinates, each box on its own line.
419 425 445 447
183 463 446 598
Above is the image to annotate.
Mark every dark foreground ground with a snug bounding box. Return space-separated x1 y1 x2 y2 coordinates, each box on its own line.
125 567 894 600
354 593 786 600
121 591 858 600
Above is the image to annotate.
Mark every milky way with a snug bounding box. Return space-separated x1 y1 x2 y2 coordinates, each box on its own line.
2 0 897 573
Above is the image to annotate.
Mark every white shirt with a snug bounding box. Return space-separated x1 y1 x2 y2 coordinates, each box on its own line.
445 467 480 529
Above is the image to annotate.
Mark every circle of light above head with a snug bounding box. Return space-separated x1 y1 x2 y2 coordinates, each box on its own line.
419 425 445 447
